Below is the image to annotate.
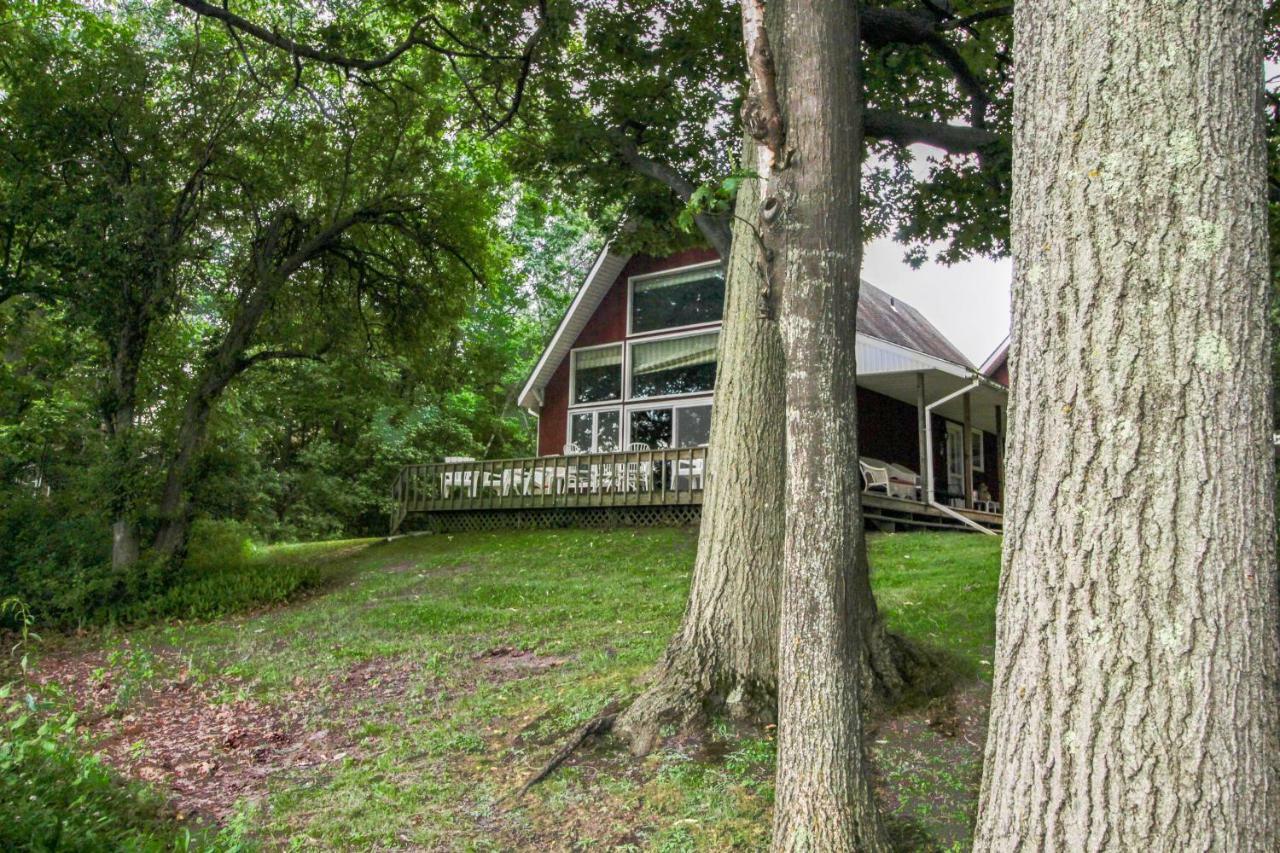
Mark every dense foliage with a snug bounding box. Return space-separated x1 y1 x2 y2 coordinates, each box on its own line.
0 2 595 623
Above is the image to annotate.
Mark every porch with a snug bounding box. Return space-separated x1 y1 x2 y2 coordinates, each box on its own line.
389 447 1002 535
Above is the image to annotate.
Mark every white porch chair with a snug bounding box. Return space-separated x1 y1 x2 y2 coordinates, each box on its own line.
622 443 653 492
884 462 922 501
859 459 891 495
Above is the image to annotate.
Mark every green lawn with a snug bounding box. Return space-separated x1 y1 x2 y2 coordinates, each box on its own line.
17 527 1002 851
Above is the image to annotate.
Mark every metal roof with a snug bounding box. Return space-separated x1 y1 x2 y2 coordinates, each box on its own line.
857 281 973 369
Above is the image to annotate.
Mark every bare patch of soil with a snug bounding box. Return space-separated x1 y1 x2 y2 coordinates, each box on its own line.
473 646 569 682
321 656 427 713
869 681 990 850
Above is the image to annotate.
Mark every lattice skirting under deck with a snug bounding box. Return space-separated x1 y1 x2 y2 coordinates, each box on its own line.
403 504 703 534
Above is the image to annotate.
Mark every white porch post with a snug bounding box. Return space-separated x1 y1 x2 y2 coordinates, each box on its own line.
916 372 928 501
962 391 973 509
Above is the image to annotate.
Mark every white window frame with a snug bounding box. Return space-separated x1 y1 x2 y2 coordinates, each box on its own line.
971 427 986 472
626 260 725 338
567 341 623 409
624 396 715 449
626 327 721 402
567 405 623 453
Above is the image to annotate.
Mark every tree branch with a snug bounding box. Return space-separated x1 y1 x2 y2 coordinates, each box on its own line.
940 5 1013 32
861 7 940 48
609 130 732 258
860 6 997 127
922 32 992 127
170 0 432 71
864 109 1004 154
480 0 547 137
169 0 547 135
741 0 786 169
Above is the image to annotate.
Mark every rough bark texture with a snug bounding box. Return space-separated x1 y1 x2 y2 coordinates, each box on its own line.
614 140 786 755
767 0 886 849
975 3 1280 849
611 144 938 757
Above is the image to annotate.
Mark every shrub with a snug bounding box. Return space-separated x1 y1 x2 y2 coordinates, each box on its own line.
1 513 348 629
105 520 346 625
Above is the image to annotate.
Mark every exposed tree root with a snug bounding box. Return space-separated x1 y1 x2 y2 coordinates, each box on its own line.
612 641 776 757
614 620 949 759
502 698 621 805
861 620 953 711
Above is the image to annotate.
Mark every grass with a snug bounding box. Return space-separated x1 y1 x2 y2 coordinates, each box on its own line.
14 527 1002 851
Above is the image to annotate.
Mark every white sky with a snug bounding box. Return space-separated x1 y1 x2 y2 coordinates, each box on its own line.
859 141 1012 366
862 238 1011 367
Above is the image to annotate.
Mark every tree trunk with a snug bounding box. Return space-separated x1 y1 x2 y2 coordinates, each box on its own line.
152 273 284 563
763 0 886 848
151 376 221 563
614 139 786 755
612 137 937 756
106 321 146 571
975 3 1280 849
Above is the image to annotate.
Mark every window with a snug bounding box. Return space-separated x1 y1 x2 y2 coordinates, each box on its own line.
571 345 622 405
630 331 718 399
569 409 620 453
628 402 713 449
675 404 713 447
628 408 673 449
971 428 985 472
630 266 725 334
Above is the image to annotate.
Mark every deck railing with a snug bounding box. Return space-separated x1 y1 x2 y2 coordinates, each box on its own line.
390 446 709 533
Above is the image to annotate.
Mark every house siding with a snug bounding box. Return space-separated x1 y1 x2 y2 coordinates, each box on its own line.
858 387 922 472
990 356 1009 386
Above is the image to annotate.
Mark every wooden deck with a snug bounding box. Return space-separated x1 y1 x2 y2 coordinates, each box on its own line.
390 448 1001 534
390 448 708 534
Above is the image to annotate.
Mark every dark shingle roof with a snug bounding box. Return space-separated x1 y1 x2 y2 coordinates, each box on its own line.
857 280 972 368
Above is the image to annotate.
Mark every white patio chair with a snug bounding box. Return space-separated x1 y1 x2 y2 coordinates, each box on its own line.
623 443 652 492
441 456 477 497
670 456 705 491
859 459 891 495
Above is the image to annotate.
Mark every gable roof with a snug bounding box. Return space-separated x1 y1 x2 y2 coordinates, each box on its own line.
517 245 630 410
518 246 976 411
979 334 1010 379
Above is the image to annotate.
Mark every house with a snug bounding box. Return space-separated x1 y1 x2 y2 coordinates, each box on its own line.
390 244 1008 535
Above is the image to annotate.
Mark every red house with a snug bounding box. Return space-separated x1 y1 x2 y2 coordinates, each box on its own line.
390 244 1008 534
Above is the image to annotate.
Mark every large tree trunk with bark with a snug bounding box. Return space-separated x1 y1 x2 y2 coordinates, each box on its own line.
976 3 1280 849
613 138 938 756
760 0 886 848
614 140 786 755
152 268 289 563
